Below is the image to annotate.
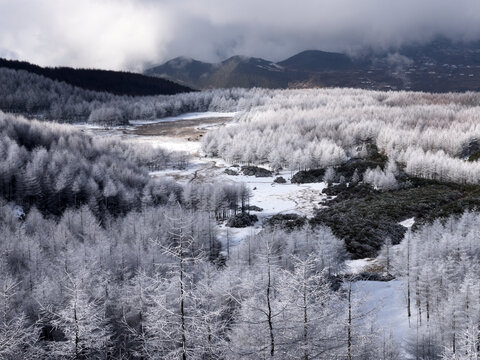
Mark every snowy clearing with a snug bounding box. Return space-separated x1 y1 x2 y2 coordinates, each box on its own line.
129 111 238 125
130 135 202 153
85 111 332 253
352 280 414 353
344 258 375 274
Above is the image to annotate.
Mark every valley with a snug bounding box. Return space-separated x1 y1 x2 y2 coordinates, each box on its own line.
79 111 432 353
2 2 480 358
0 63 479 360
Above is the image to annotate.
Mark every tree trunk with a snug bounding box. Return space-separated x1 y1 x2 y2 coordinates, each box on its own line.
347 282 352 360
266 253 275 357
407 232 412 324
303 264 308 360
179 224 187 360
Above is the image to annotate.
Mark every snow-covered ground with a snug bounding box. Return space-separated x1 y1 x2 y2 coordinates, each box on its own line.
218 170 327 219
129 111 238 125
132 135 203 153
352 279 413 353
345 217 418 355
345 258 375 274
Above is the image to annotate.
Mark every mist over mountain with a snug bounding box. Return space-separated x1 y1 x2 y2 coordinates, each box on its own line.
146 38 480 92
2 0 480 71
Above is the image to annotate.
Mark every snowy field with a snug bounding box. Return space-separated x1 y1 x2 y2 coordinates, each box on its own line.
129 111 238 125
346 216 418 354
352 280 413 353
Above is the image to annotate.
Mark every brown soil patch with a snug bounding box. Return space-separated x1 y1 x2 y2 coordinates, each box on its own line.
125 117 231 141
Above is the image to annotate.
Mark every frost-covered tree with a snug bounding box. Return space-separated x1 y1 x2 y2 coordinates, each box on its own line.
40 272 112 359
393 212 480 359
323 167 336 185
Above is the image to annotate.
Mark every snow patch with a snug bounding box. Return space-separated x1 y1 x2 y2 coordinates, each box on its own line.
129 135 202 153
8 204 25 219
398 217 415 228
129 112 238 125
352 280 413 351
217 170 328 219
217 224 262 249
345 258 374 274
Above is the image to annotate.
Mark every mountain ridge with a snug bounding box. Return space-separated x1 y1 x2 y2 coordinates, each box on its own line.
0 57 193 96
146 39 480 92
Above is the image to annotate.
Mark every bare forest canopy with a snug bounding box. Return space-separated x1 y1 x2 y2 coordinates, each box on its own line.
0 112 251 223
202 88 480 185
0 69 479 358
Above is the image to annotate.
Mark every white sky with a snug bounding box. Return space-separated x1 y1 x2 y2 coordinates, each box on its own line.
1 0 480 71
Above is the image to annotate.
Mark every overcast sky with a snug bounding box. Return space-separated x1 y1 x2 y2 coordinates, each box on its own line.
1 0 480 71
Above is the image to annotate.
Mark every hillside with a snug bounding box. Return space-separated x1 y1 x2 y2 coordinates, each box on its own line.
146 55 292 89
146 39 480 92
277 50 353 71
0 58 192 96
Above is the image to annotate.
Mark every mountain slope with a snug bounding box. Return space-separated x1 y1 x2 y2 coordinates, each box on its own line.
205 56 292 88
0 58 192 96
146 55 293 89
144 57 214 88
278 50 353 71
146 39 480 92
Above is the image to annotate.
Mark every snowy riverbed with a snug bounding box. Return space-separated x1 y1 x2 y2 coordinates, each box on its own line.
129 111 238 125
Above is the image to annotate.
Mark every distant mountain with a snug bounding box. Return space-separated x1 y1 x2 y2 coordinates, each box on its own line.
0 58 192 96
277 50 353 71
146 39 480 92
144 57 215 88
146 55 291 89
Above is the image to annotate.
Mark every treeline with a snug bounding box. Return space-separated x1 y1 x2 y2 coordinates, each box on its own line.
0 58 192 96
0 68 249 124
182 182 252 220
388 211 480 359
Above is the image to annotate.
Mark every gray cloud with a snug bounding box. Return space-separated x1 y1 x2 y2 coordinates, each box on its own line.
1 0 480 70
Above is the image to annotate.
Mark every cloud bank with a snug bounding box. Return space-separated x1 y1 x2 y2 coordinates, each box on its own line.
1 0 480 70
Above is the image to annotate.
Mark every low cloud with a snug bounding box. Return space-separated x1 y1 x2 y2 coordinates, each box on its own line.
1 0 479 70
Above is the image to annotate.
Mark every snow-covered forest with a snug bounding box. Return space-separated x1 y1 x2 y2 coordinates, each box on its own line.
0 68 247 125
4 67 480 186
389 212 480 359
0 75 479 359
0 113 388 358
202 88 480 185
5 67 480 186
